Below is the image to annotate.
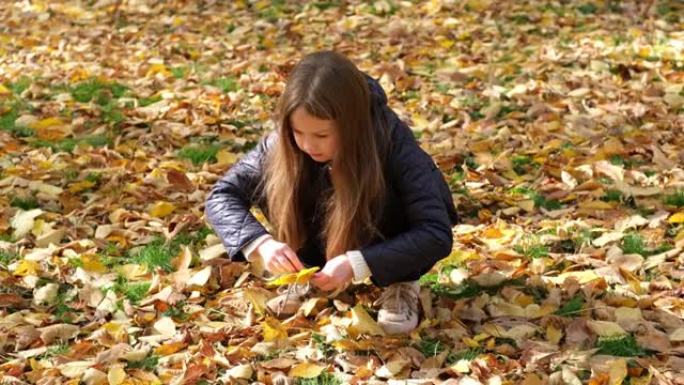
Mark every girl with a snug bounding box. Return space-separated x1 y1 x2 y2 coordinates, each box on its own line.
205 51 459 334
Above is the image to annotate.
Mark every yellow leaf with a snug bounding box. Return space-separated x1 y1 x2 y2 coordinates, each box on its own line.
154 341 186 355
68 180 96 193
107 365 126 385
266 266 320 287
0 84 10 94
466 0 492 12
14 260 40 277
668 212 684 224
29 117 64 130
348 304 385 336
117 264 148 279
148 201 176 218
608 358 627 385
587 321 626 337
579 200 616 210
462 337 480 348
435 250 479 270
216 150 239 166
146 63 171 77
81 254 107 274
262 316 288 342
546 324 563 345
288 363 326 378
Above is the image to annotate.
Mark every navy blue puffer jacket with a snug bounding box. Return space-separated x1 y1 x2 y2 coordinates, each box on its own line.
204 73 459 287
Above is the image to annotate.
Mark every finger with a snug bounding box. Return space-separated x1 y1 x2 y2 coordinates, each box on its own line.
277 253 297 272
268 259 288 275
283 249 305 270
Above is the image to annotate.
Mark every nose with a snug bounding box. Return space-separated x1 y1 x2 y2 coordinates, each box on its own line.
301 139 317 154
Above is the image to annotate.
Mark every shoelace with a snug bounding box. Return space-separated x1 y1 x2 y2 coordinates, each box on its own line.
373 282 419 316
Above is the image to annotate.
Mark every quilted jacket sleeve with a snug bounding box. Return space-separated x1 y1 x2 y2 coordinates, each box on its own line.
204 132 275 261
359 124 455 287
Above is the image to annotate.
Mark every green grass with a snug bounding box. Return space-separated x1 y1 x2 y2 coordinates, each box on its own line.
596 335 651 357
555 294 584 317
514 236 549 259
664 190 684 208
54 286 78 322
601 189 623 202
131 238 176 272
71 78 127 103
177 144 221 165
296 373 341 385
138 94 162 107
312 333 335 357
416 338 447 357
10 195 39 210
126 355 159 371
621 233 674 256
422 275 526 301
162 301 190 321
446 347 483 364
511 154 538 175
108 275 151 304
5 76 32 95
0 249 19 268
203 76 238 93
510 186 562 210
37 343 70 360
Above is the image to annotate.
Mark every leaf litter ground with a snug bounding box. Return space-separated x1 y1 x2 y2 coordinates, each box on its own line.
0 1 683 384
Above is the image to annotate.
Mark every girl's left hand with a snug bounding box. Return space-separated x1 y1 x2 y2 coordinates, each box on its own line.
311 254 353 291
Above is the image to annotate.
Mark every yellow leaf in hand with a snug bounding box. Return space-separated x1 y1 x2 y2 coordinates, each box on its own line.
266 266 320 287
668 212 684 224
295 266 320 284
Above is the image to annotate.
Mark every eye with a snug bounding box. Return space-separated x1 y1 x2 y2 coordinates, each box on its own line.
315 134 328 138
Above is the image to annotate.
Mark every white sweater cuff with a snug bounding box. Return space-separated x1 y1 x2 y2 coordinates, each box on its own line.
346 250 372 283
242 234 273 262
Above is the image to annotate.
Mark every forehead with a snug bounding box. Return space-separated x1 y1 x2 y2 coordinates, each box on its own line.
290 106 336 132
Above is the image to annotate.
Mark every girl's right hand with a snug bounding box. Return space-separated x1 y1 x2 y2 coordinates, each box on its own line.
257 239 305 275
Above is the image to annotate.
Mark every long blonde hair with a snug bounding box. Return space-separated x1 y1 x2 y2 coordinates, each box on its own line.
262 51 390 260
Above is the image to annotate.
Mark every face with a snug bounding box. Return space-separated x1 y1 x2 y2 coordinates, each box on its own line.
289 106 339 163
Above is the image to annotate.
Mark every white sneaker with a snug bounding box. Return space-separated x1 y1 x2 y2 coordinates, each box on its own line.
374 280 420 335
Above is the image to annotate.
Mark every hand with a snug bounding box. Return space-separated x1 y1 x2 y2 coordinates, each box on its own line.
311 254 353 291
258 239 304 275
